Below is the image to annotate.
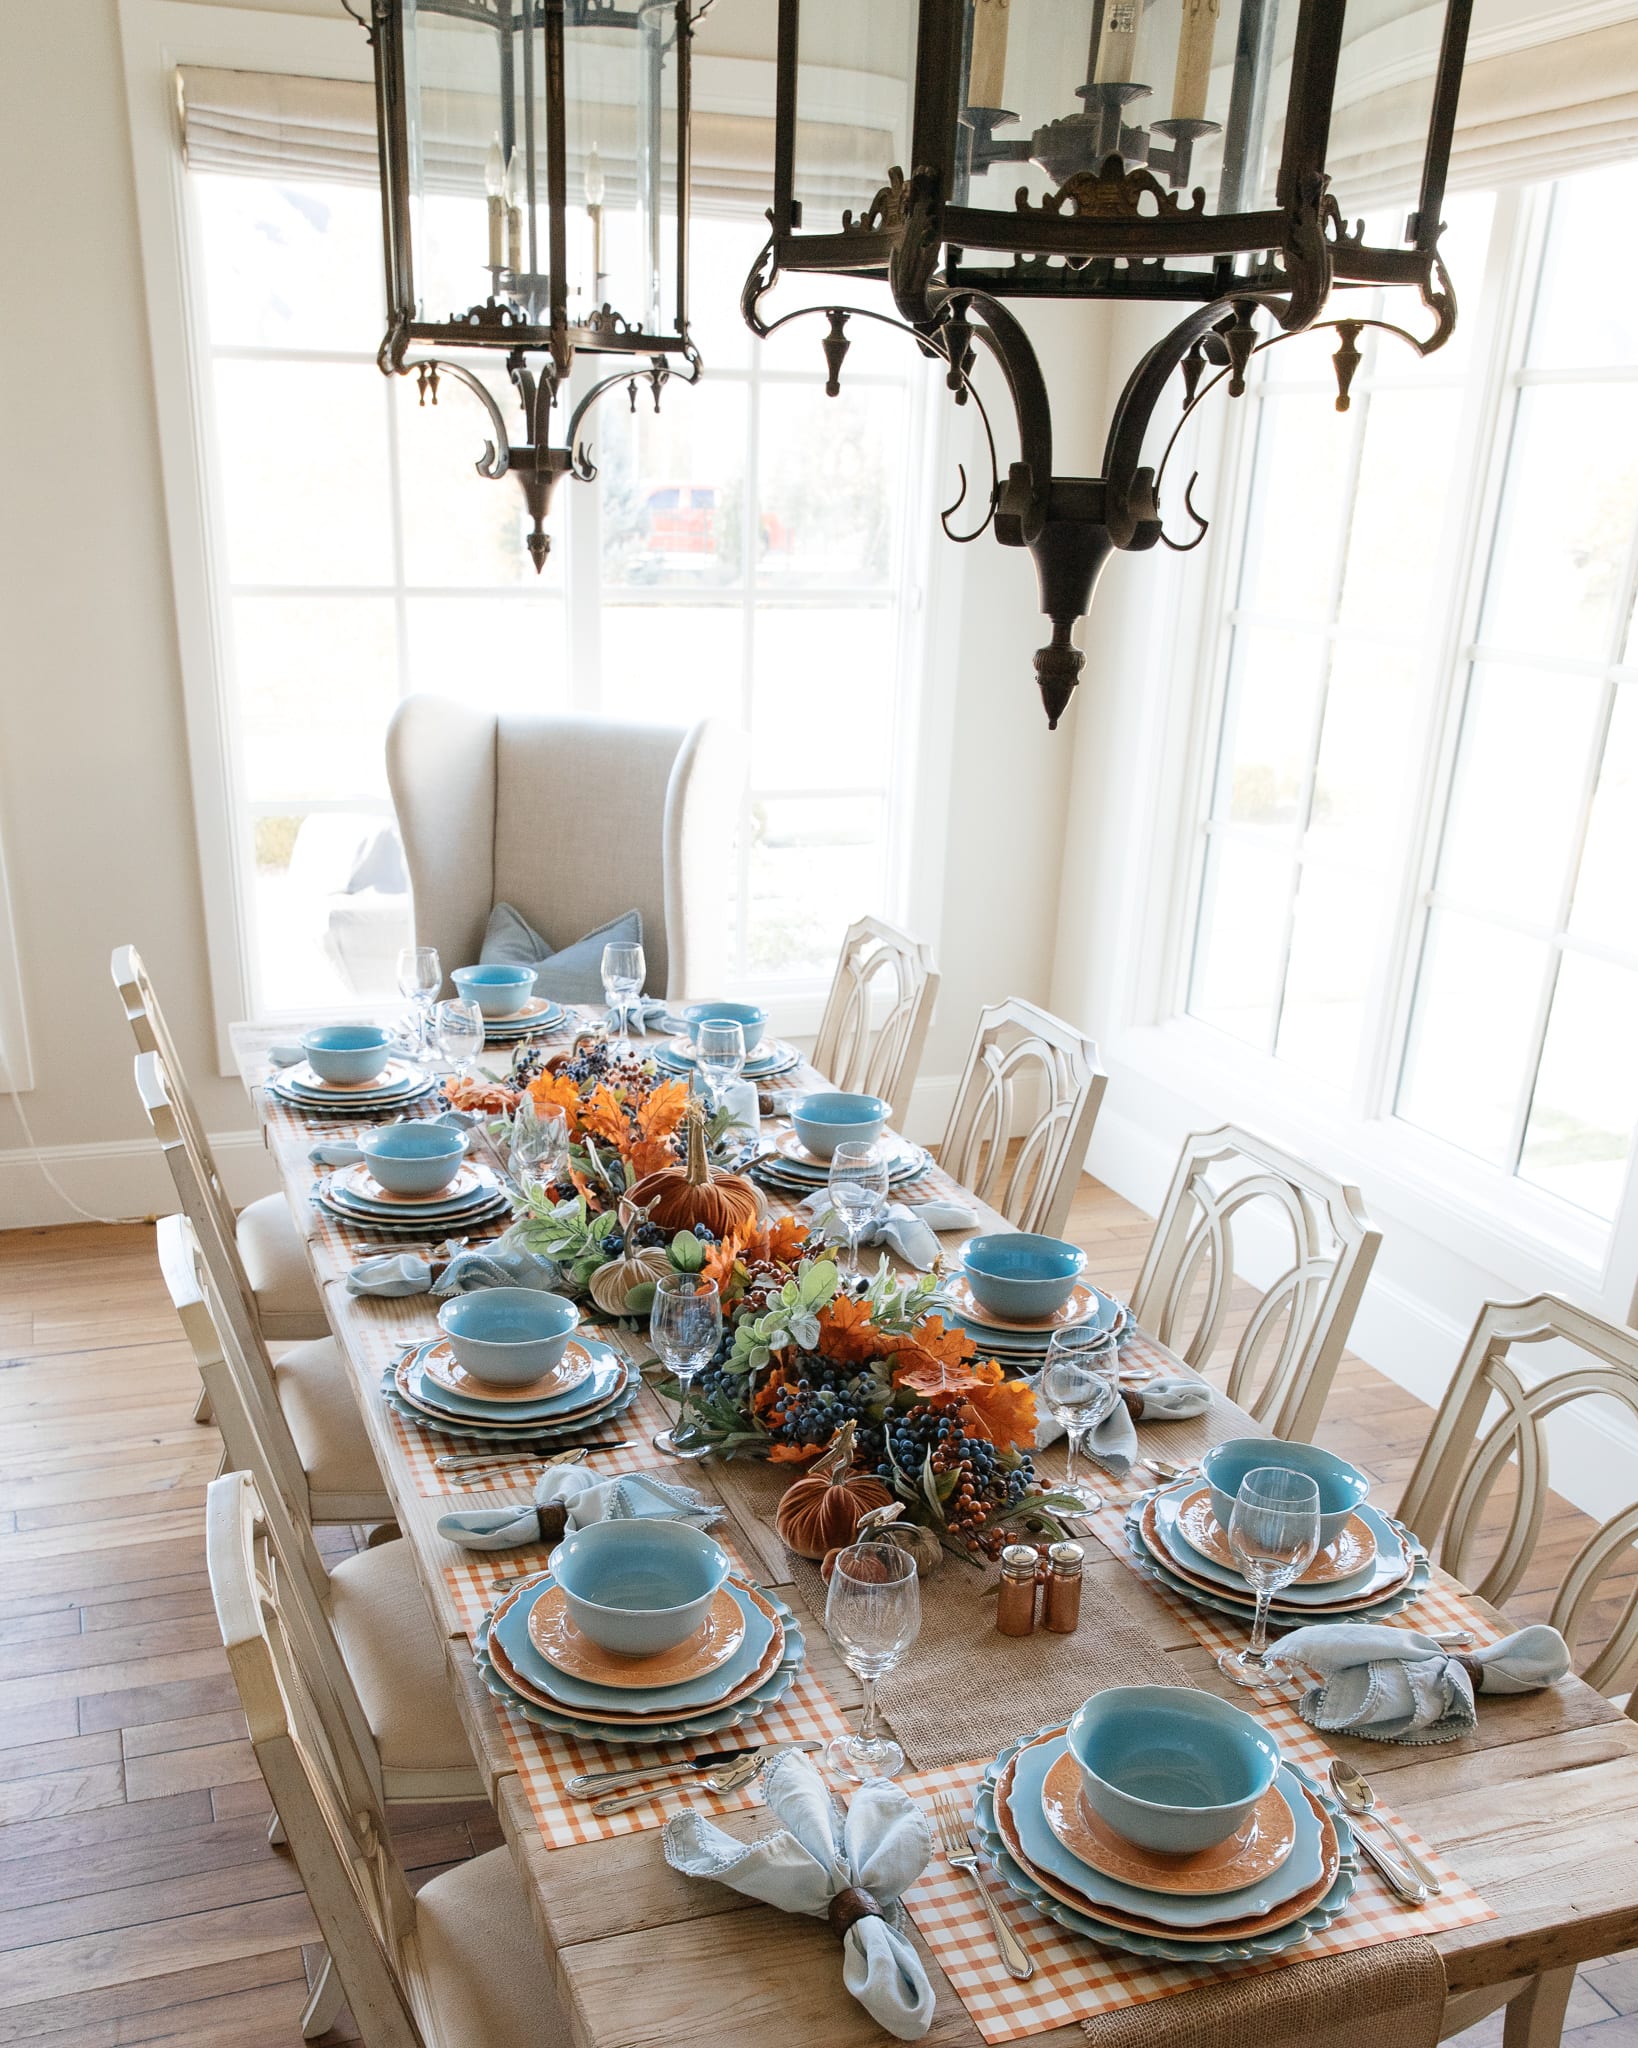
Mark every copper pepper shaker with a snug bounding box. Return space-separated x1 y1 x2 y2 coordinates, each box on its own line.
996 1543 1040 1635
1041 1540 1085 1633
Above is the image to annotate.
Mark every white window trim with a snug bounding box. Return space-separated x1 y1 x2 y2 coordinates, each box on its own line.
121 0 376 1074
1090 176 1638 1328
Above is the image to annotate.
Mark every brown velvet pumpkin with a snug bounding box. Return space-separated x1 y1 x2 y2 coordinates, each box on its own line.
624 1101 761 1241
774 1422 892 1560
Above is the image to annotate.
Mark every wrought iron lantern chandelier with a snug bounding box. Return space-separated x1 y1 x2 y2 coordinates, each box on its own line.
358 0 702 569
747 0 1473 725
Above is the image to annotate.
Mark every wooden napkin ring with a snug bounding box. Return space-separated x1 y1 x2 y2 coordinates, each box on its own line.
1455 1653 1485 1687
1120 1389 1145 1422
534 1504 571 1543
828 1886 884 1940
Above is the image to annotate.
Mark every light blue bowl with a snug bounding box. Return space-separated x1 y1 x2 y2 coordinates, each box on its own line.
453 963 538 1018
437 1287 579 1388
550 1518 732 1657
1202 1438 1370 1548
1067 1686 1281 1854
792 1091 889 1161
681 1000 767 1050
962 1232 1086 1319
302 1024 393 1084
358 1120 466 1195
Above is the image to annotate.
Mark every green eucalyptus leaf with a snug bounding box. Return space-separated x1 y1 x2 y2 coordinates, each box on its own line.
670 1231 706 1273
625 1280 658 1317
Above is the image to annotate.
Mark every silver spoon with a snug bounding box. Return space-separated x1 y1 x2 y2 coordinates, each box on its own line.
1141 1457 1198 1482
1327 1760 1442 1895
591 1753 765 1816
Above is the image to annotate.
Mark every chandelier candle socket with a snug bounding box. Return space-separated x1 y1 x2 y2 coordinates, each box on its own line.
747 0 1475 726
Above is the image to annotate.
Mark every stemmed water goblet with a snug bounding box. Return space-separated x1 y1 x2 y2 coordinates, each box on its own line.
1217 1467 1322 1689
601 941 646 1050
650 1272 721 1461
1036 1325 1120 1512
827 1140 890 1278
396 945 441 1057
694 1019 744 1117
432 997 486 1082
507 1093 569 1195
824 1541 921 1782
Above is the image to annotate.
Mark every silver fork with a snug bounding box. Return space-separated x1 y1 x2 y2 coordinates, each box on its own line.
930 1790 1032 1980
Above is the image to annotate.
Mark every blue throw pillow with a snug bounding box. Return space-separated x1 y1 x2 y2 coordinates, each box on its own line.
480 903 643 1004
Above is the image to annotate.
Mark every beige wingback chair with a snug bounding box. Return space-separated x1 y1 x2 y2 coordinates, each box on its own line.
386 696 745 1000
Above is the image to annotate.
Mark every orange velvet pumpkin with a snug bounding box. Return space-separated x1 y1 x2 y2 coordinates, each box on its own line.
625 1100 761 1241
774 1423 893 1560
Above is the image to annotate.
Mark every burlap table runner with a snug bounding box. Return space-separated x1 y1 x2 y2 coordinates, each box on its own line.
1078 1937 1447 2048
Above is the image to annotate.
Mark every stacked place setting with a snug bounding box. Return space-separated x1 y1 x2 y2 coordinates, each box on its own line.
316 1122 510 1237
269 1024 436 1117
653 1001 802 1083
475 1518 806 1744
752 1090 932 1200
386 1288 638 1445
942 1231 1129 1369
974 1687 1358 1963
1126 1439 1430 1631
451 963 567 1046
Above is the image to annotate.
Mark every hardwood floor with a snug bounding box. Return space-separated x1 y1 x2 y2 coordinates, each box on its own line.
0 1199 1633 2045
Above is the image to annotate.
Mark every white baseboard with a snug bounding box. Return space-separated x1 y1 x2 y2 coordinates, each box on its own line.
0 1129 275 1231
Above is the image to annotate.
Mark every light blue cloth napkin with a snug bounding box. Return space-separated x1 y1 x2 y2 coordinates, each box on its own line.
1266 1622 1572 1743
1034 1376 1211 1470
437 1467 723 1552
607 997 674 1036
798 1188 977 1271
308 1110 478 1168
344 1243 561 1299
268 1043 306 1069
664 1752 935 2041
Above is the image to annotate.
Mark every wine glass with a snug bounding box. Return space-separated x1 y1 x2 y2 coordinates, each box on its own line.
508 1093 569 1193
396 945 441 1055
1217 1467 1322 1689
824 1541 921 1782
601 941 646 1048
694 1019 744 1115
827 1140 890 1278
650 1272 721 1461
432 997 486 1081
1037 1325 1120 1512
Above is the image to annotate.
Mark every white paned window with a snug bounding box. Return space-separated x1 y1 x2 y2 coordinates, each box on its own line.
190 171 927 1015
1185 161 1638 1234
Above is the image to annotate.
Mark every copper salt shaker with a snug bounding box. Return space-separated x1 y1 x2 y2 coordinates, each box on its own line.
1041 1540 1085 1633
996 1544 1039 1635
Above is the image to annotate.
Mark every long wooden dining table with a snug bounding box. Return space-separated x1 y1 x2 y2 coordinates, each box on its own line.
232 1019 1638 2048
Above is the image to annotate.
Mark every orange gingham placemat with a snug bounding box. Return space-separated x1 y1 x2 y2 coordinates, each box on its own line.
444 1549 850 1849
900 1689 1494 2045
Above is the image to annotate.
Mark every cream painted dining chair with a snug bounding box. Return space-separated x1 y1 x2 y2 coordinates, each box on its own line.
937 998 1106 1239
1129 1125 1380 1445
386 695 745 1001
112 945 328 1345
812 916 940 1129
169 1214 484 1812
142 1058 392 1525
208 1470 559 2048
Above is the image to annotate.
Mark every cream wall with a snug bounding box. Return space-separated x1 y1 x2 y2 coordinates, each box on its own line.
0 0 1093 1227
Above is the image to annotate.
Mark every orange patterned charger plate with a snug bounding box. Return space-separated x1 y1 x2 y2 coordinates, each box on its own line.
947 1275 1101 1335
1040 1745 1295 1895
526 1582 746 1687
1176 1485 1378 1586
334 1161 484 1209
420 1337 595 1406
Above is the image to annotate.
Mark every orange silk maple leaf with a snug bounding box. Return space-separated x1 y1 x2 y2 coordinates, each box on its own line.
578 1084 632 1149
816 1295 894 1365
958 1362 1037 1451
527 1071 580 1124
629 1138 677 1182
635 1078 690 1142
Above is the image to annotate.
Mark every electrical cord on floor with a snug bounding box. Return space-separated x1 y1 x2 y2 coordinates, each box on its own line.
3 1067 151 1227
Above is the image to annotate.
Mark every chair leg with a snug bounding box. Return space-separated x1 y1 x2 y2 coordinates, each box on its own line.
193 1386 214 1424
301 1950 346 2040
267 1810 287 1848
1501 1967 1577 2048
363 1521 401 1549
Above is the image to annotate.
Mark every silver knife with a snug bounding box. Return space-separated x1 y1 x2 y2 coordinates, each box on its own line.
1352 1828 1428 1906
567 1739 820 1798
